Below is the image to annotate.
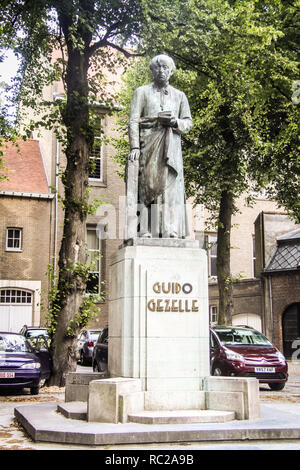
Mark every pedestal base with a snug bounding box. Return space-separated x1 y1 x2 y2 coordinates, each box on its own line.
95 241 260 423
108 242 210 391
86 376 261 423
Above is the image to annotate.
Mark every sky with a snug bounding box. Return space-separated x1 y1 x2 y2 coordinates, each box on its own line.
0 50 20 118
0 50 19 84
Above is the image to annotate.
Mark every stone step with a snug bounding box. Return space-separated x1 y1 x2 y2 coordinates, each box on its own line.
57 402 87 421
57 402 235 424
128 409 235 424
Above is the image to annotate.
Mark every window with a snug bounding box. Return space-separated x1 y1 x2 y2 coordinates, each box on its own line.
6 228 22 251
252 235 256 278
210 305 218 324
89 116 102 181
0 289 32 304
210 331 218 348
205 234 217 277
86 228 101 294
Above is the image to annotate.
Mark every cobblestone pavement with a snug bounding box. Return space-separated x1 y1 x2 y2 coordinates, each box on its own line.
0 367 300 451
0 386 66 450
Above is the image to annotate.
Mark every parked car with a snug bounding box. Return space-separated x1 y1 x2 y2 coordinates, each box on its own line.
210 325 288 390
90 325 287 390
92 327 108 374
0 332 52 394
19 325 48 340
77 329 102 365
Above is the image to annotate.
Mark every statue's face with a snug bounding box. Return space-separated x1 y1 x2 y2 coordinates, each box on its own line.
151 57 173 84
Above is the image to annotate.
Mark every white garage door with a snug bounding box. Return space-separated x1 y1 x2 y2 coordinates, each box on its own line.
0 289 33 332
232 313 262 332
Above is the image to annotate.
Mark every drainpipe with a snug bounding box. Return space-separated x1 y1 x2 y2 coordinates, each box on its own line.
53 92 62 273
53 135 59 272
268 275 274 342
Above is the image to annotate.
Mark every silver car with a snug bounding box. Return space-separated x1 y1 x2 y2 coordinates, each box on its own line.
77 329 102 365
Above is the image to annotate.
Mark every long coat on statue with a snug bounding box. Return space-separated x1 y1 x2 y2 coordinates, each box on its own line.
129 82 193 238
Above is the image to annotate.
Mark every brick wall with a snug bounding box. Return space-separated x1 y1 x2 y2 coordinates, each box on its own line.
0 195 54 324
209 278 263 323
268 272 300 352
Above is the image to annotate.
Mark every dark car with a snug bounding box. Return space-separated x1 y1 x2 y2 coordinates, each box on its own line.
210 325 288 390
77 329 102 365
92 327 108 374
0 332 52 394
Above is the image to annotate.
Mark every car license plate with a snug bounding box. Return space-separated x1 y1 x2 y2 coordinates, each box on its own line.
0 372 15 378
255 367 275 373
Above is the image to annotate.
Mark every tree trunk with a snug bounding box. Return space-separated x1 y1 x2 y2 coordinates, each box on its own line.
49 38 92 386
217 189 234 325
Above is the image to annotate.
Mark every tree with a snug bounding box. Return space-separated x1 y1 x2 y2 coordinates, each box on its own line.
1 0 143 386
0 16 20 181
116 0 299 324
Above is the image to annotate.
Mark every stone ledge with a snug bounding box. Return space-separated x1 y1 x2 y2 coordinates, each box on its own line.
57 402 87 420
66 372 105 385
56 402 235 425
204 376 261 420
65 372 106 403
121 237 201 249
127 409 235 424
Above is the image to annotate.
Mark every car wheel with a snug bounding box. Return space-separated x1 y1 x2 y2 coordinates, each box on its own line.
269 382 285 391
30 386 40 395
212 366 223 376
93 361 100 372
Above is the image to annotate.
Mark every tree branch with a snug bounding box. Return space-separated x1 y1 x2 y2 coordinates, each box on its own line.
88 38 144 59
165 49 215 80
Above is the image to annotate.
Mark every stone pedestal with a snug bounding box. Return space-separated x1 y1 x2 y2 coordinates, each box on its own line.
62 239 261 425
108 239 210 394
86 376 260 423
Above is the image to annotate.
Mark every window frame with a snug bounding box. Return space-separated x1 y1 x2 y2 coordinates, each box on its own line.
0 289 32 304
205 233 218 278
252 235 256 278
210 305 218 325
86 226 102 296
88 115 103 183
6 227 22 252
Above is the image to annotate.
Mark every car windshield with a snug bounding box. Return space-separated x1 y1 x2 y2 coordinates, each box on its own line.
0 334 32 352
90 331 101 341
214 328 272 346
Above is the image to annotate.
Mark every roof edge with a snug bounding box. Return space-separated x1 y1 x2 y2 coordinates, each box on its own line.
0 190 54 200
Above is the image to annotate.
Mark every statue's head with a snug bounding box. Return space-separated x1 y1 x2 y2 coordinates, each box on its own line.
150 55 176 84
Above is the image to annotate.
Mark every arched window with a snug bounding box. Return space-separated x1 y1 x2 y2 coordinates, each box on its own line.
0 289 32 304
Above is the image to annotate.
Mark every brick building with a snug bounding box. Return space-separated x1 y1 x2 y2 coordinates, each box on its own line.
262 227 300 358
0 140 54 331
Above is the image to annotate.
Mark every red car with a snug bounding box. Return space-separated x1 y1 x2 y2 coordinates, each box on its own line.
210 325 288 390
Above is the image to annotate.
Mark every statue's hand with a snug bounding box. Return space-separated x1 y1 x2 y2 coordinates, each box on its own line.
129 148 140 162
169 116 178 127
159 115 177 128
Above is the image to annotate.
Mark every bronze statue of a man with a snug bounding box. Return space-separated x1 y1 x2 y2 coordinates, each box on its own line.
128 54 193 239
